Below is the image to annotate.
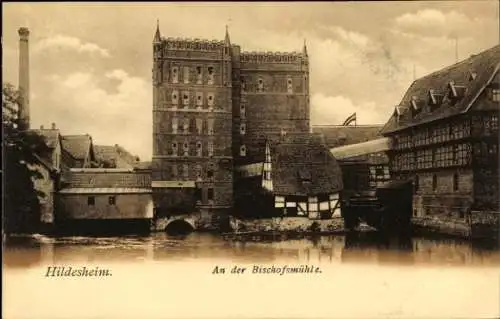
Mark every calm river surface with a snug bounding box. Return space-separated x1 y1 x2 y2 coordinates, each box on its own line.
4 231 500 267
3 232 500 319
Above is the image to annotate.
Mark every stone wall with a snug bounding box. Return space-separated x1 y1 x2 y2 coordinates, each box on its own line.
229 217 345 233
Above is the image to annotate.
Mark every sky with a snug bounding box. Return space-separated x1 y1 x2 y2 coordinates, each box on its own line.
2 1 499 161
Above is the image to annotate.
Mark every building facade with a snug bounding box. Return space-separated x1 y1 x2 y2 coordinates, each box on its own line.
57 169 153 234
380 45 499 229
152 23 310 217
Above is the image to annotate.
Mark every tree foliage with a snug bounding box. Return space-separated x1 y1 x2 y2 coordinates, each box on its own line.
3 83 51 234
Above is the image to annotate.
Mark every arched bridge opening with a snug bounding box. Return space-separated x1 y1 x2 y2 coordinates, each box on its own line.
164 219 195 236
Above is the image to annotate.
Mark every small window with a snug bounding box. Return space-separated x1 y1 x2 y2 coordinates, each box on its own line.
196 92 203 107
414 175 419 192
207 67 214 84
207 188 214 200
453 173 459 192
240 123 246 135
195 165 202 181
87 196 95 206
172 67 179 83
207 119 214 135
240 104 246 118
196 66 202 84
207 93 214 106
183 142 189 156
172 90 179 105
257 78 264 92
208 141 214 156
172 117 178 134
287 78 293 93
207 169 214 178
172 142 178 156
241 78 246 92
432 174 438 191
108 196 116 205
183 92 189 106
196 141 202 156
183 66 190 84
240 145 246 156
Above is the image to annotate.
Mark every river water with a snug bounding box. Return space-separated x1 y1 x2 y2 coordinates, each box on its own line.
3 232 500 319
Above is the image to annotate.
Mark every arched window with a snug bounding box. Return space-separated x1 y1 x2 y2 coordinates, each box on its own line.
240 145 246 157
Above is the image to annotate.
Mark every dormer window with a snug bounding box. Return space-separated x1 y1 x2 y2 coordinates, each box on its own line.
468 70 477 81
428 89 444 111
448 81 466 101
410 96 421 117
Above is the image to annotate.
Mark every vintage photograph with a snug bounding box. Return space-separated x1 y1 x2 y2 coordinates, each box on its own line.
3 1 500 318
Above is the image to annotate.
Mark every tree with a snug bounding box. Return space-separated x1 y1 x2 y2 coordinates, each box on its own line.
3 83 50 234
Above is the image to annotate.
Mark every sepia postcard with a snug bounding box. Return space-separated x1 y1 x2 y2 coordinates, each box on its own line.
2 1 500 319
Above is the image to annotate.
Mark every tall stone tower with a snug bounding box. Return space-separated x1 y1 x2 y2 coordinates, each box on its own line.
152 22 234 217
18 27 30 130
232 39 310 165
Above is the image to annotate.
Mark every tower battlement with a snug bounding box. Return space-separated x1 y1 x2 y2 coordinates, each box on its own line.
240 51 306 64
161 37 226 51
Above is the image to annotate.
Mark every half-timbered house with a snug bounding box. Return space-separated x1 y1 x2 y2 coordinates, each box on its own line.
380 45 499 232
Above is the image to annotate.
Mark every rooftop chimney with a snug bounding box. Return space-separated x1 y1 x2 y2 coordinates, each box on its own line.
40 125 44 130
51 122 56 130
18 27 30 130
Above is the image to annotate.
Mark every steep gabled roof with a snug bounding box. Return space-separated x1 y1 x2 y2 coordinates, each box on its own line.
29 128 61 169
61 134 93 160
94 144 138 168
270 134 343 196
381 45 500 135
312 125 383 148
61 169 151 189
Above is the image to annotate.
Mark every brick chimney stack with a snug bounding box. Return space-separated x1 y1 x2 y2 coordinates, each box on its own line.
18 27 30 130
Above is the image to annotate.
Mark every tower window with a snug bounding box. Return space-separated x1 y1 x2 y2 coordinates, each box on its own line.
196 164 202 181
432 174 438 191
241 78 246 92
196 66 202 84
172 67 179 83
257 78 264 92
172 142 178 156
182 118 189 133
287 77 293 93
240 123 246 135
172 90 179 105
183 66 190 84
240 145 246 156
196 141 202 156
172 116 178 134
196 118 203 134
87 196 95 206
196 92 203 107
207 93 214 107
240 104 246 118
208 141 214 156
207 67 214 85
207 119 214 135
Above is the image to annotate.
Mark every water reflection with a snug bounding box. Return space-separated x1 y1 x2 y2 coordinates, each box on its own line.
3 231 500 269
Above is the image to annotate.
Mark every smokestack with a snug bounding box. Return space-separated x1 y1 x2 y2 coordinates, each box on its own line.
18 27 30 130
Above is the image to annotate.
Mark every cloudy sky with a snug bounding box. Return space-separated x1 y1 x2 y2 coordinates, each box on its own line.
3 2 499 160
